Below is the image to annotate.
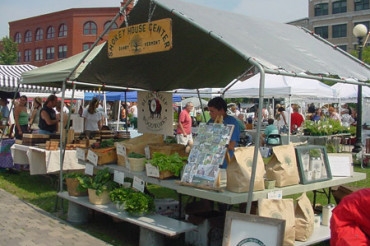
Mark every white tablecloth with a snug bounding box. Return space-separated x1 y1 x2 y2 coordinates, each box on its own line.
11 144 85 175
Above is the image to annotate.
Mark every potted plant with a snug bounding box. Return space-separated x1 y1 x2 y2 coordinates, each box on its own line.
109 187 134 211
77 168 118 205
64 172 88 197
124 192 155 216
309 148 323 179
127 152 146 172
148 152 187 179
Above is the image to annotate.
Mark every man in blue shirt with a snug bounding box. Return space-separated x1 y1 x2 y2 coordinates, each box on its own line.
207 97 240 169
0 98 10 119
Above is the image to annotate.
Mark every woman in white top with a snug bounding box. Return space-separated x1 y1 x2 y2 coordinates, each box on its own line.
82 98 102 135
276 107 289 133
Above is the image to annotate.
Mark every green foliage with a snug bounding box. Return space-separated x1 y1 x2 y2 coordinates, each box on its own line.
100 139 115 148
109 187 134 205
149 152 187 176
309 149 322 158
64 172 86 179
77 168 118 195
303 119 350 136
350 45 370 65
0 36 18 65
127 152 145 158
123 192 155 215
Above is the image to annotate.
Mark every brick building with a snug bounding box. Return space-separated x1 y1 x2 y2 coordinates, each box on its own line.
9 8 125 66
289 0 369 52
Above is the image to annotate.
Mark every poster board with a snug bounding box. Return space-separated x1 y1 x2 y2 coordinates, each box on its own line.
327 153 353 177
180 122 234 188
137 91 173 136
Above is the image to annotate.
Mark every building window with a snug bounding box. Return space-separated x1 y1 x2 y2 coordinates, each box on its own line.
17 51 21 63
337 45 347 51
332 24 347 38
83 21 97 35
58 45 67 59
46 26 55 39
35 48 43 61
82 42 94 51
355 0 369 11
24 30 32 43
314 26 329 39
104 21 118 33
46 46 55 60
14 33 21 44
35 28 43 41
58 24 67 37
24 50 32 62
333 0 347 14
314 3 328 16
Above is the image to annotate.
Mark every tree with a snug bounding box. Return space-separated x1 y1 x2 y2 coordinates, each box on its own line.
0 36 18 65
350 45 370 65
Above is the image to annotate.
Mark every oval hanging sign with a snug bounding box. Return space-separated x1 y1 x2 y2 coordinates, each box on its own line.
108 18 173 58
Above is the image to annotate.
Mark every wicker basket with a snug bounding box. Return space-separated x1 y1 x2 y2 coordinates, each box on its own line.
159 170 174 180
128 157 146 172
117 155 127 167
66 178 87 197
148 143 186 158
88 189 111 205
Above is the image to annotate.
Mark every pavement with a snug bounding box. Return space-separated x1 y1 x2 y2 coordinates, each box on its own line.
0 188 111 246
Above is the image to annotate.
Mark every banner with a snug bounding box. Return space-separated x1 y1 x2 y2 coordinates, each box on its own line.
108 18 173 58
137 91 173 136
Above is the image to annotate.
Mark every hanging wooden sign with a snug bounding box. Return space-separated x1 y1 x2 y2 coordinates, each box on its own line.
108 18 173 58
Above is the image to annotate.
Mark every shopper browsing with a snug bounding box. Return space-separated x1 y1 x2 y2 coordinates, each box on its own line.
176 102 194 148
38 95 60 135
82 97 102 136
14 96 30 139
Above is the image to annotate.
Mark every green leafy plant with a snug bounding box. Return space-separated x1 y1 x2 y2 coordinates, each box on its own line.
149 152 187 176
77 168 118 196
309 149 322 158
64 172 88 192
127 152 146 158
124 192 155 215
109 187 134 205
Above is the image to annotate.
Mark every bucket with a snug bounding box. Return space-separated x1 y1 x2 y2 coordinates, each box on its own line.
66 178 87 197
88 189 111 205
128 157 146 172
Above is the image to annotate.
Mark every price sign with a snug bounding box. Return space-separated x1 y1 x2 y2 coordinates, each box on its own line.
133 176 145 193
76 148 86 160
87 150 98 166
116 145 127 157
145 146 151 159
85 163 94 176
267 190 283 199
114 170 125 184
145 163 160 178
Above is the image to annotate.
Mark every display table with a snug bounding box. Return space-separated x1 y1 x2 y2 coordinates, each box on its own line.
0 139 15 168
11 144 85 175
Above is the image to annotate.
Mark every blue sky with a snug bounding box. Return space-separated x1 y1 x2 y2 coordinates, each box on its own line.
0 0 308 38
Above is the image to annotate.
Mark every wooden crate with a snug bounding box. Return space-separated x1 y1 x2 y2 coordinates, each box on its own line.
91 147 117 165
22 134 50 146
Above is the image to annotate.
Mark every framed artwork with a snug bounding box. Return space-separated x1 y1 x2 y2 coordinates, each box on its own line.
295 145 332 184
223 211 285 246
181 122 234 187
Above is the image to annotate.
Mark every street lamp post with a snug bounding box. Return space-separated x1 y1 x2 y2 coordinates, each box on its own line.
352 24 368 153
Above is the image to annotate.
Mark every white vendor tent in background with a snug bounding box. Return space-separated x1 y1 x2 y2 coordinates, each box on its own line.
178 97 208 108
223 73 337 99
174 88 222 98
0 64 57 93
332 83 370 102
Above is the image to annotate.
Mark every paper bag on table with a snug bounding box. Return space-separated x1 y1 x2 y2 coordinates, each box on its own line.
226 146 265 193
295 192 314 241
266 144 300 187
259 198 295 246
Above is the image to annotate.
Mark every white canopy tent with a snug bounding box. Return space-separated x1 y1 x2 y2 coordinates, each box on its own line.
332 83 370 103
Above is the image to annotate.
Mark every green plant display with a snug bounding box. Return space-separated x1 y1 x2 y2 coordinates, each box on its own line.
64 172 88 192
77 168 118 195
127 152 146 158
124 192 155 215
149 152 187 177
309 149 322 158
109 187 134 205
303 119 351 136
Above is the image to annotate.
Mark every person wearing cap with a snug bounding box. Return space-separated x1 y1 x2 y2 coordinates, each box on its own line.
29 97 43 132
0 97 10 123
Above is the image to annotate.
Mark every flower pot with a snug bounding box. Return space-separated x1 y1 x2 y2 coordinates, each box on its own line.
66 177 87 197
264 180 276 189
88 189 111 205
128 157 146 172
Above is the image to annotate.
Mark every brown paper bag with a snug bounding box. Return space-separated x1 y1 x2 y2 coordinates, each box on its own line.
259 198 295 246
266 144 300 187
295 193 314 241
226 147 265 193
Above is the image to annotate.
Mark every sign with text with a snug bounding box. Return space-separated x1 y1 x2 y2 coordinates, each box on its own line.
76 148 86 161
87 150 98 166
108 18 172 58
114 170 125 185
137 91 173 136
267 190 283 199
145 163 160 178
133 176 145 193
85 164 94 176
